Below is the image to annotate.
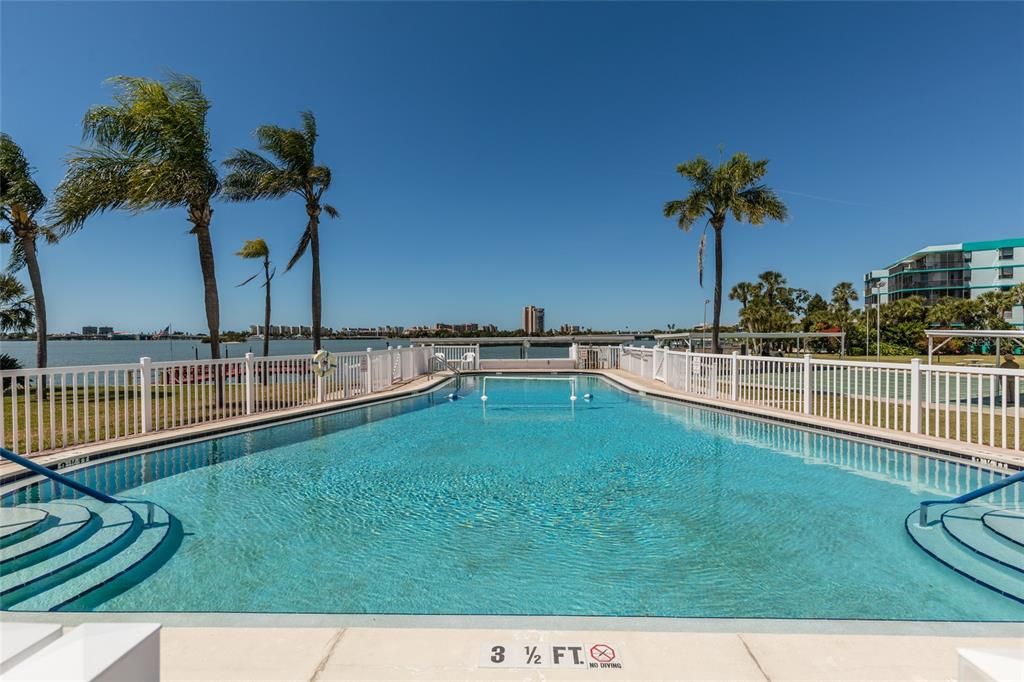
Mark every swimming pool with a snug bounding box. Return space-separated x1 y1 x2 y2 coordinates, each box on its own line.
4 374 1023 619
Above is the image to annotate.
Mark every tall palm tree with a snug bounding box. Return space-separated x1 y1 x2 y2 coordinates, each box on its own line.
236 239 274 358
51 74 223 357
0 134 56 369
222 112 338 351
664 153 788 353
0 273 34 334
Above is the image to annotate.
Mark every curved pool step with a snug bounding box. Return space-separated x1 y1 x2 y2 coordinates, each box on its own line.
0 500 181 612
983 509 1024 549
942 506 1024 574
0 507 51 549
38 502 183 612
0 503 96 573
905 510 1024 604
0 503 139 608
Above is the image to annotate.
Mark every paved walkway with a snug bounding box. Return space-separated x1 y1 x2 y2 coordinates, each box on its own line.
155 626 1023 681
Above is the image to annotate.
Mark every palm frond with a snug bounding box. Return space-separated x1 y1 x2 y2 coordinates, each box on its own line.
255 124 311 174
0 133 47 218
0 272 33 333
50 148 145 232
236 272 260 287
286 227 312 272
222 150 296 201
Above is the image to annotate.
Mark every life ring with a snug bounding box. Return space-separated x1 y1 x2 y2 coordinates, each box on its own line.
311 349 334 377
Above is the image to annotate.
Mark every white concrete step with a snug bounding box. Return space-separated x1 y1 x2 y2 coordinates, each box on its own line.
0 623 62 675
2 623 160 682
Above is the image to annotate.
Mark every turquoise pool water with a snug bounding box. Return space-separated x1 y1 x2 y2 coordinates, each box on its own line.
11 375 1024 619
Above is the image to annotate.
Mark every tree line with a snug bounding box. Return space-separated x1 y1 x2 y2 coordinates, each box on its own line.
726 270 1024 356
0 73 338 371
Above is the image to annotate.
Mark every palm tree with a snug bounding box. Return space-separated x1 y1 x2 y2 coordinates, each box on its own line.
728 281 757 313
831 282 859 311
236 239 274 358
222 112 338 351
757 271 787 308
976 290 1012 329
0 134 56 369
0 273 34 334
51 74 223 358
664 153 788 353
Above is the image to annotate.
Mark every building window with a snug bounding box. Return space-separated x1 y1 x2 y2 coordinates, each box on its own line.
1000 247 1015 259
1000 267 1014 279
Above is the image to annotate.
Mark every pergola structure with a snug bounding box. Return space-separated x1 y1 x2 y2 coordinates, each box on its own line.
925 329 1024 366
653 331 846 357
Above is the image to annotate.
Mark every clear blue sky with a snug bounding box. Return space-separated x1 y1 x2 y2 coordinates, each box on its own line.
2 1 1022 333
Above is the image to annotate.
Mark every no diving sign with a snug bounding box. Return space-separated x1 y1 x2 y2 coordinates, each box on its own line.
480 642 623 670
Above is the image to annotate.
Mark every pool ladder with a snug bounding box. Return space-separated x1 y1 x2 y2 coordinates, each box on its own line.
431 353 464 393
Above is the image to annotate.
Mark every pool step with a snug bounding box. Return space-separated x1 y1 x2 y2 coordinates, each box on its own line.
983 509 1024 548
942 506 1024 574
905 507 1024 604
0 499 181 612
0 507 51 549
0 503 96 573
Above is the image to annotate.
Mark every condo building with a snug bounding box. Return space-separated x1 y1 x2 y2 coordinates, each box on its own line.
864 238 1024 325
522 306 545 335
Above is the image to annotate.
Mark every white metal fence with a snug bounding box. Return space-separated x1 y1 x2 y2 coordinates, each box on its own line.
616 345 1024 453
1 346 443 456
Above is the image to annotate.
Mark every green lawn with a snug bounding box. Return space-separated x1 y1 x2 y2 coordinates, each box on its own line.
2 383 315 454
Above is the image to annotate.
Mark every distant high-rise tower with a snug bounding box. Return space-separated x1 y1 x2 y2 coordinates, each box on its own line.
522 305 545 335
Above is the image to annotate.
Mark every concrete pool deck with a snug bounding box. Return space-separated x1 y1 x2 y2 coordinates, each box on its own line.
14 621 1021 681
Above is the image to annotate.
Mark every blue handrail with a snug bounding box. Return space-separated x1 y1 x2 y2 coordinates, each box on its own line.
918 469 1024 526
0 447 118 504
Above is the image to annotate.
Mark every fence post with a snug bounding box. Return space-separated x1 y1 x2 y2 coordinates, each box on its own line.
730 351 740 401
366 349 373 393
139 357 153 433
683 350 692 393
909 358 921 434
802 354 812 415
245 352 255 414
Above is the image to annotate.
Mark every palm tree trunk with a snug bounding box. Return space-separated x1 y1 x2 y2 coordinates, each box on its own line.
263 258 271 359
309 215 322 352
22 237 46 371
711 223 724 354
191 205 221 360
